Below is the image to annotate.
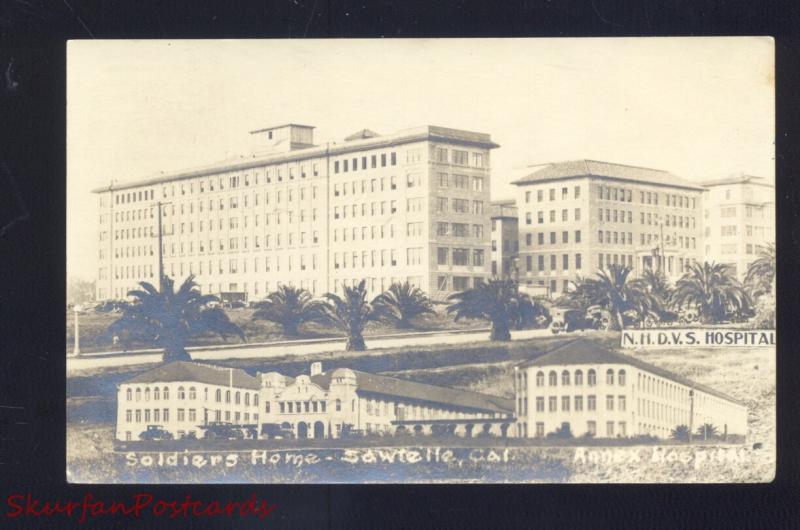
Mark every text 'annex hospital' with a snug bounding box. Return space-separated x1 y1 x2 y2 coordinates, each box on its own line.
93 123 774 301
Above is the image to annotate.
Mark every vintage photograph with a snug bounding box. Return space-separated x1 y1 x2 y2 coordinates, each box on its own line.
66 38 775 483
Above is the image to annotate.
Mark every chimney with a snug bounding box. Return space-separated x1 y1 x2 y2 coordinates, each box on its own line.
310 362 322 376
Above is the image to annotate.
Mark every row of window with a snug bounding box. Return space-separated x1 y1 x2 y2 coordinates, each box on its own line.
520 369 628 388
437 222 485 239
334 152 397 173
521 253 583 273
436 247 486 267
524 208 581 225
521 420 627 438
124 386 259 406
525 394 627 414
434 197 485 215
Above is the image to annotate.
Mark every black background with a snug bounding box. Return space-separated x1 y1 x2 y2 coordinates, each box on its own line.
0 1 799 528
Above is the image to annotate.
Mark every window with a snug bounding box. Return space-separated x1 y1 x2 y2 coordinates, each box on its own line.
587 395 596 411
548 371 558 386
535 397 545 412
606 421 615 437
606 369 614 385
606 395 614 410
587 421 596 436
548 396 557 412
536 422 545 437
588 370 596 386
574 396 583 411
536 371 545 386
618 396 626 411
452 248 469 266
452 150 468 165
618 369 626 386
562 396 570 411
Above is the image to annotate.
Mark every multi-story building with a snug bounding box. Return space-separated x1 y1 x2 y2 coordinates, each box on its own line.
115 360 515 441
701 174 775 281
93 123 499 301
511 160 705 297
489 200 519 279
259 362 514 439
514 339 748 439
115 361 261 441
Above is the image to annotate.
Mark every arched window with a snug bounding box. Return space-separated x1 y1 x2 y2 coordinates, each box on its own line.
154 387 160 400
606 369 614 385
144 388 150 401
126 388 132 401
189 387 196 400
561 370 570 386
336 399 342 411
253 395 259 407
163 386 169 400
536 371 545 387
178 386 185 400
215 389 221 402
225 390 231 403
574 370 583 386
618 370 626 386
588 370 596 386
245 393 250 406
235 392 241 405
135 388 141 401
548 371 558 386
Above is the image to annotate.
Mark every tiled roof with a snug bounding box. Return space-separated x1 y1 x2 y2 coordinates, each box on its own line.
517 338 746 407
124 361 261 390
310 371 514 414
344 129 381 141
700 173 774 188
511 159 704 191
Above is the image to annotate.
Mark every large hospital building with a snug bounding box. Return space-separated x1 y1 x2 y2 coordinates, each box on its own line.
93 123 498 301
512 160 705 297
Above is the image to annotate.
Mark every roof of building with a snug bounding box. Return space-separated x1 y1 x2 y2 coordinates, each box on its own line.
517 338 746 407
344 129 381 141
310 370 514 414
248 123 316 134
91 125 499 193
511 159 704 191
700 173 774 188
123 361 261 390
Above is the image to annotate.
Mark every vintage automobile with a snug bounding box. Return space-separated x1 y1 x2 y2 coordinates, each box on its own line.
261 423 295 440
549 307 602 334
203 422 245 440
139 425 174 441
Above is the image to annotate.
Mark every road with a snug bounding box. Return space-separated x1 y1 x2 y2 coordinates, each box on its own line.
66 327 554 374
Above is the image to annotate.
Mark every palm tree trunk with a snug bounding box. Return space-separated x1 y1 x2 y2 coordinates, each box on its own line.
490 318 512 341
345 332 367 351
612 310 624 331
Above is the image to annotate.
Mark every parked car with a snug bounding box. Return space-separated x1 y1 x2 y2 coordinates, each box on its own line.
549 307 600 334
139 425 173 441
204 422 245 440
261 423 295 440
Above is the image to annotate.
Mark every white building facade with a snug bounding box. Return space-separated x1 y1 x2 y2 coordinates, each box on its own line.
94 124 498 301
115 362 261 441
514 340 748 439
701 174 775 281
512 160 705 297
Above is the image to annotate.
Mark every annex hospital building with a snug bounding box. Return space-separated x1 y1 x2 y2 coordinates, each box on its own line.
93 123 496 301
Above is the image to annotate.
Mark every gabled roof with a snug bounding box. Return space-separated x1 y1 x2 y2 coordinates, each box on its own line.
700 173 774 188
511 160 704 191
518 338 745 407
310 370 514 414
344 129 381 141
124 361 261 390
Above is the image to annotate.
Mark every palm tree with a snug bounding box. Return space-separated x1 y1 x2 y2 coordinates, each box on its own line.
251 285 327 336
745 243 776 299
696 423 719 441
107 275 244 362
322 280 381 351
670 424 691 441
672 262 751 324
568 265 651 330
446 279 527 341
637 268 673 311
372 281 435 329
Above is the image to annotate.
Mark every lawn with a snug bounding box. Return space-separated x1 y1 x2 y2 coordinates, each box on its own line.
66 333 774 483
65 303 489 354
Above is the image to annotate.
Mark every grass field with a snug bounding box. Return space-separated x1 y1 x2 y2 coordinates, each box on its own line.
66 304 489 354
66 333 774 483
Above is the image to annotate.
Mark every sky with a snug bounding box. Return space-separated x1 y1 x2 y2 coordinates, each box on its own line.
67 37 774 282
